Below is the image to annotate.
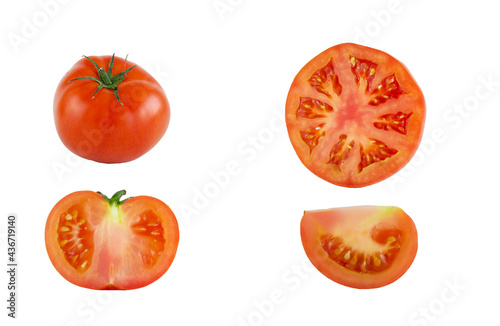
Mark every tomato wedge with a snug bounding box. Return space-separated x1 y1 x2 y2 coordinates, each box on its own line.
286 43 425 187
45 190 179 290
300 206 418 289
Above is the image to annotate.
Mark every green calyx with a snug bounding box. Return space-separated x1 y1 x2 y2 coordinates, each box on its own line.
98 190 130 206
69 54 136 105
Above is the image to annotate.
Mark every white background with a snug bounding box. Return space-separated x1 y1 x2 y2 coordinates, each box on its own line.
1 0 499 325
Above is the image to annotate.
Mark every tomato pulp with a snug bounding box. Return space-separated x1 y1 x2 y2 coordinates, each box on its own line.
54 54 170 163
301 206 418 289
286 43 425 187
45 190 179 290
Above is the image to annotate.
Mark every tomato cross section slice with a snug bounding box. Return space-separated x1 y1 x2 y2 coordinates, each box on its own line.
300 206 418 289
45 190 179 290
286 43 425 187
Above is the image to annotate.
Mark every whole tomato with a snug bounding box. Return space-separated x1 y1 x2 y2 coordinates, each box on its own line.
54 54 170 163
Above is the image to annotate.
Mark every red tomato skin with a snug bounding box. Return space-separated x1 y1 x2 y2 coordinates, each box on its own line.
54 56 170 163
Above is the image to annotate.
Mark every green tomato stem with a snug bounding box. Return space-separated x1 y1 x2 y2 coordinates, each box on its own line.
68 53 137 105
98 190 130 206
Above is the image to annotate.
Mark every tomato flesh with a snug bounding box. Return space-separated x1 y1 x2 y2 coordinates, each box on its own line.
300 206 418 289
286 43 425 187
46 191 179 290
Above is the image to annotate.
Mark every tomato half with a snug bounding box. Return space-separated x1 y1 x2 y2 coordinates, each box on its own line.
286 43 425 187
54 54 170 163
45 190 179 290
300 206 417 289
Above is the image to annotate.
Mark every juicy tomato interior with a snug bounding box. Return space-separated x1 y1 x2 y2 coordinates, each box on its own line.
300 206 418 289
45 191 179 290
286 43 425 187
